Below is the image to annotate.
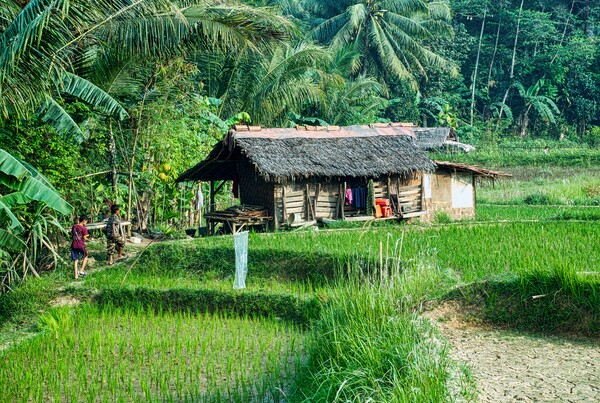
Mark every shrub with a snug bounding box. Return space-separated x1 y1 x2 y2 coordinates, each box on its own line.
433 211 452 224
523 193 557 205
583 126 600 148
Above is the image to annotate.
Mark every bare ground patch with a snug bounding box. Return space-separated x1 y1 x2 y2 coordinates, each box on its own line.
425 302 600 402
49 295 81 307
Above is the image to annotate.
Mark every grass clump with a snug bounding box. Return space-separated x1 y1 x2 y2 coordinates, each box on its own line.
523 193 559 205
448 270 600 336
295 277 470 402
433 211 452 224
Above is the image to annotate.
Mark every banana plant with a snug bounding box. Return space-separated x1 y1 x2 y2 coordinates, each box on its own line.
514 79 560 137
0 148 72 291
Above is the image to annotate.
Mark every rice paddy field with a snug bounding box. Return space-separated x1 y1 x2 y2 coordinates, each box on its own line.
1 306 301 402
1 162 599 402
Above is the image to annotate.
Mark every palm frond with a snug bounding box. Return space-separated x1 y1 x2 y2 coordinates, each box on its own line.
62 73 129 119
0 148 72 215
38 96 86 143
0 173 72 215
0 198 24 231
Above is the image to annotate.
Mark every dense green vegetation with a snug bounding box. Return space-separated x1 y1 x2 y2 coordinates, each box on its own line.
1 0 598 241
0 1 599 401
1 210 597 400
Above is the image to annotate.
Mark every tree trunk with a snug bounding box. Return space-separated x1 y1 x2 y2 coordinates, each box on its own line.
471 7 487 127
550 0 575 64
126 74 154 236
497 0 524 126
108 121 118 197
486 12 502 91
519 104 533 137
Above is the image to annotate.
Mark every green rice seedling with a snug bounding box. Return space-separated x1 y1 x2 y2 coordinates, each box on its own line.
0 304 304 402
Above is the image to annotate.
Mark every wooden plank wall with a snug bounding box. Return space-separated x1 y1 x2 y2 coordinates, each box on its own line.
310 182 339 219
272 173 425 227
274 180 342 226
388 174 423 214
239 163 275 221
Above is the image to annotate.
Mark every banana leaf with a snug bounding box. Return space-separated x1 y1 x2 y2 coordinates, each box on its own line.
0 229 26 252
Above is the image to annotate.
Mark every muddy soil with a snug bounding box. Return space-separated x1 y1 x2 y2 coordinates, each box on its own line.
426 302 600 402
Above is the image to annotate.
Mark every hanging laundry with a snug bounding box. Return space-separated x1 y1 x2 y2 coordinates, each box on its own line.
352 188 361 208
196 187 204 210
359 188 367 209
345 188 353 206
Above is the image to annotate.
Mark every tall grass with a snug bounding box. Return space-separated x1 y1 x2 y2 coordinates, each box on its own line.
475 205 600 222
430 146 600 168
294 266 473 402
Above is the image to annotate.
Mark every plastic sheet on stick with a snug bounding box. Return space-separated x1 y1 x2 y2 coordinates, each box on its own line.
233 231 248 289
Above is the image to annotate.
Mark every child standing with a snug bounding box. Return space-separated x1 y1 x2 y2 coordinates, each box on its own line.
105 204 125 265
71 215 89 279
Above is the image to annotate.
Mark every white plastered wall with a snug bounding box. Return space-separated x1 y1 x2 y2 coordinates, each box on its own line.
423 174 432 199
451 172 474 208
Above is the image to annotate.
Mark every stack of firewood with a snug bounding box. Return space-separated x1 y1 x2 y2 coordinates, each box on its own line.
224 205 268 218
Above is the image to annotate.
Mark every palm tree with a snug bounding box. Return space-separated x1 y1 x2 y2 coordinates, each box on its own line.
304 46 389 125
0 0 293 141
194 42 331 126
307 0 453 86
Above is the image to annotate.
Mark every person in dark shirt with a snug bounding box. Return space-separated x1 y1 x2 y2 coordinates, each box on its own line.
105 204 125 265
71 215 89 279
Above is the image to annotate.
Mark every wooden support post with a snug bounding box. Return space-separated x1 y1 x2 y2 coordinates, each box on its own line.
273 184 279 231
387 176 391 199
420 175 425 211
396 178 403 218
341 182 346 220
282 185 287 223
209 181 215 235
336 183 341 219
314 183 321 219
472 175 477 210
305 183 313 220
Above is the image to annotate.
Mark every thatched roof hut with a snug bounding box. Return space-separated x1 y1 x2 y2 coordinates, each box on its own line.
177 124 438 233
178 124 435 183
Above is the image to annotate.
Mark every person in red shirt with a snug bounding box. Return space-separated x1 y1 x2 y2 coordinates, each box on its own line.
71 215 90 279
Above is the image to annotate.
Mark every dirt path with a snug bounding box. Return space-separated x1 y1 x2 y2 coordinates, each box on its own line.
427 304 600 402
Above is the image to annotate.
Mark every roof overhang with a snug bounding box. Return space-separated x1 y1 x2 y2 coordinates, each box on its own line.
434 161 512 178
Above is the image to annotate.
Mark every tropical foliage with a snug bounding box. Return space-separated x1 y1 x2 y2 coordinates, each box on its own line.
0 0 599 283
0 148 72 291
308 0 454 85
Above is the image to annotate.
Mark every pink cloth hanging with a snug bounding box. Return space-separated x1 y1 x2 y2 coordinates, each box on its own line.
345 188 353 206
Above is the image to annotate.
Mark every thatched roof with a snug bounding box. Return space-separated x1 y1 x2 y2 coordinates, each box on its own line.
434 161 512 178
177 124 436 182
414 127 452 149
414 128 476 152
